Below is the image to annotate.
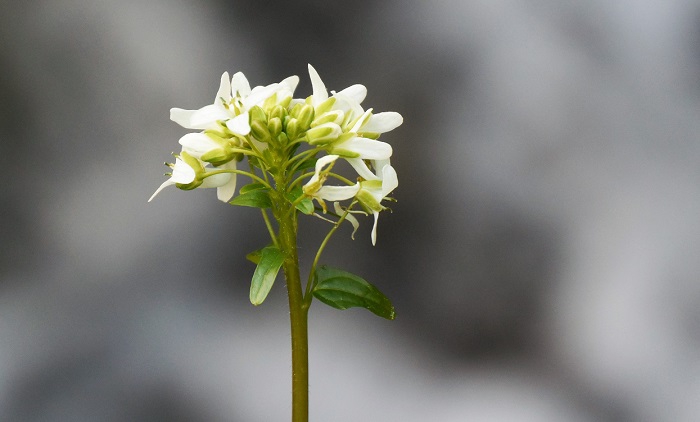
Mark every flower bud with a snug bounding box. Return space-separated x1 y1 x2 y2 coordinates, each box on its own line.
267 117 283 138
269 105 287 121
297 104 315 130
250 120 272 143
248 105 267 123
311 110 345 128
285 118 300 140
306 122 342 145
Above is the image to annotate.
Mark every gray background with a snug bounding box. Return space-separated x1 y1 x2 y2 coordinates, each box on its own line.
2 0 700 420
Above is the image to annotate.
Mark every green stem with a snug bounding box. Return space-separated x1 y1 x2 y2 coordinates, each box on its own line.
275 180 309 422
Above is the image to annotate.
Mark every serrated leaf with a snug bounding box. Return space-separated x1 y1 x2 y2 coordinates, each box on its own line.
312 265 396 320
286 186 314 215
250 246 286 305
230 187 272 208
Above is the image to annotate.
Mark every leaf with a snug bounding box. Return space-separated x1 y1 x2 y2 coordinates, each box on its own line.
312 265 396 320
286 186 314 215
250 246 286 305
246 248 263 264
230 185 272 208
295 157 317 173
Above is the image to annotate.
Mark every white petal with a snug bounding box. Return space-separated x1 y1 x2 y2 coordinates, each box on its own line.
189 104 229 129
304 155 339 190
170 108 196 128
215 162 237 202
335 84 367 105
334 202 360 240
332 92 364 119
148 179 176 202
242 84 279 109
278 75 300 95
380 164 399 196
314 154 340 174
178 132 219 158
171 158 197 184
337 137 392 160
346 157 378 181
317 184 360 201
350 108 373 133
226 112 251 135
371 212 380 245
308 64 328 105
231 72 251 97
216 72 232 103
361 112 403 133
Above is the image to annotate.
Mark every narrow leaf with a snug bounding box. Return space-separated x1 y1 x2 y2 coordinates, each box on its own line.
239 183 268 194
230 187 272 208
312 265 396 320
250 246 286 305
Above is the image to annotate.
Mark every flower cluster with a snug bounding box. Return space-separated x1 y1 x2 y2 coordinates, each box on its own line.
150 65 402 244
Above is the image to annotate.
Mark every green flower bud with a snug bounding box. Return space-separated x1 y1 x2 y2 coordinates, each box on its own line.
250 120 272 143
285 118 300 140
270 105 286 121
297 104 315 130
306 122 342 145
249 105 267 123
315 97 336 115
311 110 345 128
267 117 283 138
289 103 303 118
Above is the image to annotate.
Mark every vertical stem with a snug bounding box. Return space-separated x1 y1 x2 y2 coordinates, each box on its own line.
276 186 309 422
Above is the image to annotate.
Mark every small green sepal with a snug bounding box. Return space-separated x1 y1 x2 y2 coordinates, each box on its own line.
312 265 396 320
286 186 314 215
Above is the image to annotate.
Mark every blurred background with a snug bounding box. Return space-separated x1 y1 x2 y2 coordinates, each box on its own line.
1 0 700 420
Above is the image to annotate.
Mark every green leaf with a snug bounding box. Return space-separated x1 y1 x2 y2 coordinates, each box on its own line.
230 186 272 208
250 246 286 305
286 186 314 215
312 265 396 320
246 248 263 265
239 183 268 194
295 157 317 173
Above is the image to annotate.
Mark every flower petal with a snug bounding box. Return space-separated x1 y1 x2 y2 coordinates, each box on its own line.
346 157 378 181
380 164 399 196
148 179 176 202
189 104 229 129
215 162 237 202
317 184 360 201
361 112 403 133
278 75 300 95
308 64 328 105
171 157 197 184
242 84 279 109
216 72 232 103
226 111 251 135
170 108 196 128
178 132 220 158
231 72 251 97
371 211 380 245
336 137 392 160
335 84 367 105
334 202 360 240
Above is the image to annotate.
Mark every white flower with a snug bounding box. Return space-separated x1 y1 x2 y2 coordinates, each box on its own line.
350 160 398 245
148 151 237 203
170 72 299 136
304 64 402 167
303 153 398 245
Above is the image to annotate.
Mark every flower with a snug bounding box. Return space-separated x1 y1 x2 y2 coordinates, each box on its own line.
148 151 237 203
304 65 402 175
170 72 299 136
303 154 398 245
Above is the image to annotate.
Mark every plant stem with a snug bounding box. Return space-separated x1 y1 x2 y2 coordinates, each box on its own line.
276 182 309 422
